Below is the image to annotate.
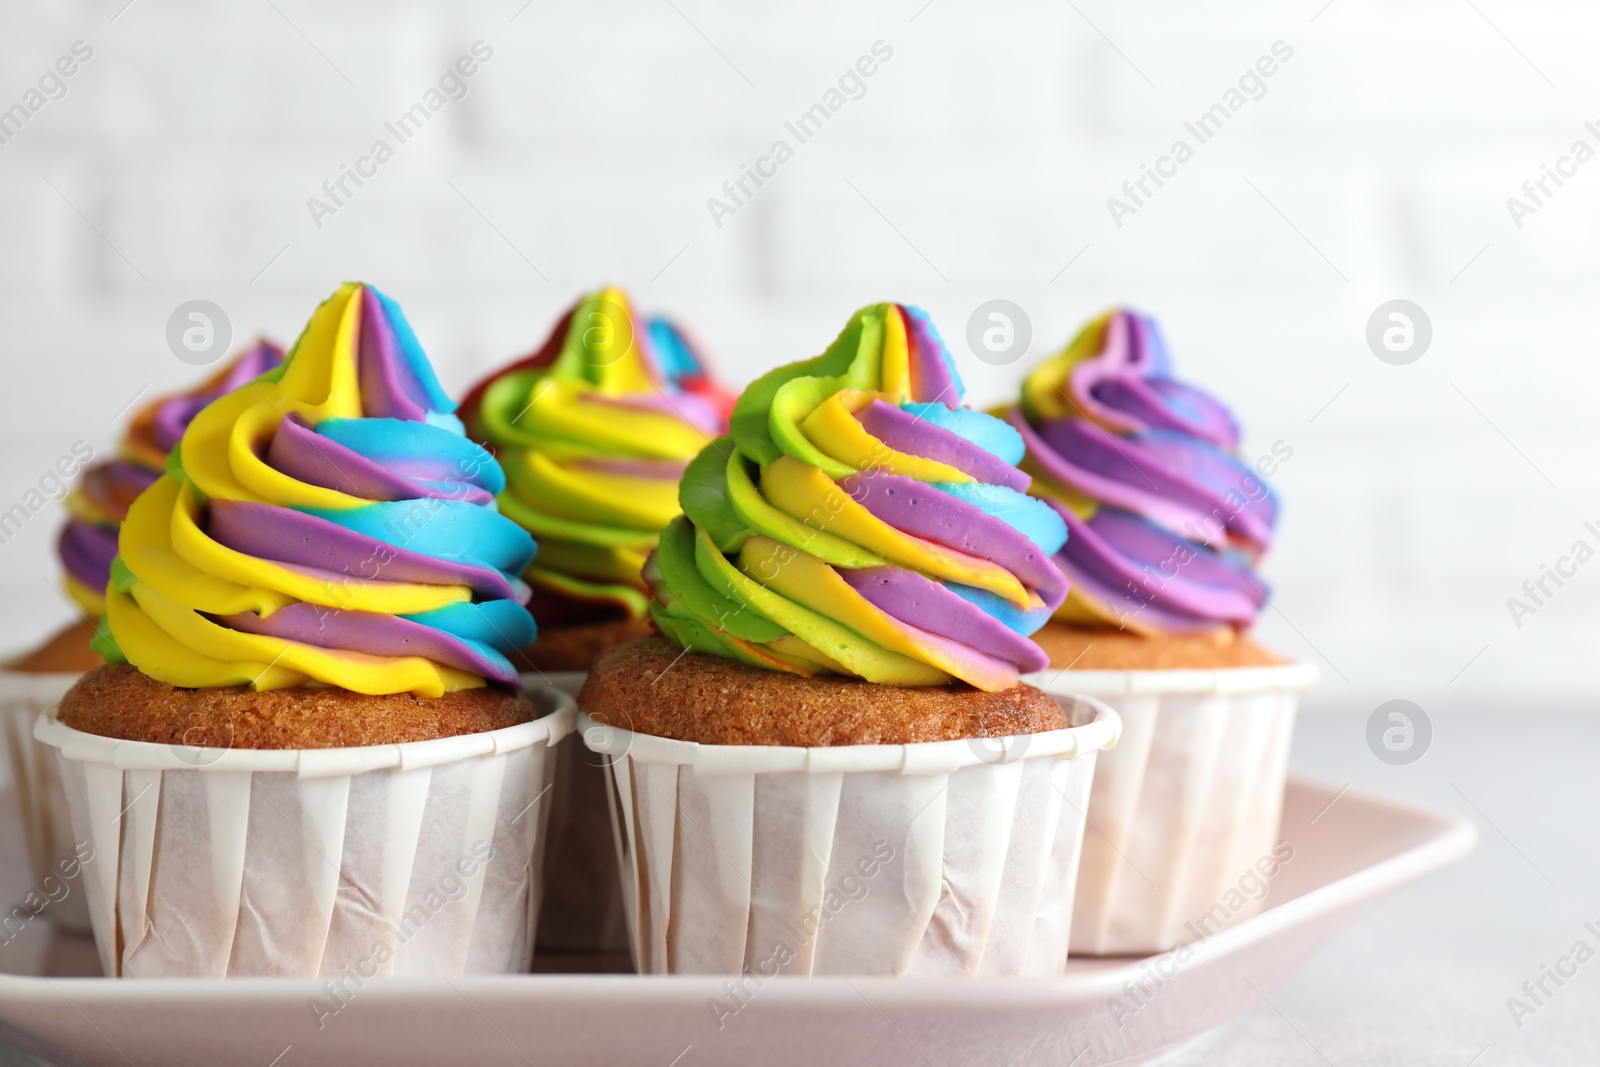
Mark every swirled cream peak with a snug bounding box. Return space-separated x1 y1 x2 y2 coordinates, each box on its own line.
1011 308 1277 635
461 287 731 624
59 341 284 617
94 283 537 696
647 302 1067 692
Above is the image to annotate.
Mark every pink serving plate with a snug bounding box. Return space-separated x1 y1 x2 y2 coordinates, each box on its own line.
0 775 1474 1067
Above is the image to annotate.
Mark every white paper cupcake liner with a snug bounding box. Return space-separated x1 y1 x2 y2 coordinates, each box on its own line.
1025 662 1317 956
580 695 1121 977
524 671 630 955
34 685 576 978
0 666 92 934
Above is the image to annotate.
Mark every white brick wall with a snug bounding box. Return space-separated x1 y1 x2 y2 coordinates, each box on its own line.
1 0 1596 712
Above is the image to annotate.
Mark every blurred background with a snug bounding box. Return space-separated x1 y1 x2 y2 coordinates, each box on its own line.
1 0 1595 716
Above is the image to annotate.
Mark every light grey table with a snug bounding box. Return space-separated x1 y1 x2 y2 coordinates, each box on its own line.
2 711 1594 1066
1174 710 1600 1067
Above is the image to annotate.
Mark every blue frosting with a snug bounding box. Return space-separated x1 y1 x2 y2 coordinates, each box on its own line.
901 402 1024 465
930 481 1067 556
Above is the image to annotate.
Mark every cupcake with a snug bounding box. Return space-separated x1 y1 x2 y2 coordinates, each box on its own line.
59 341 287 624
0 341 282 934
35 283 573 978
459 287 732 955
460 287 733 676
579 302 1119 976
1006 308 1316 954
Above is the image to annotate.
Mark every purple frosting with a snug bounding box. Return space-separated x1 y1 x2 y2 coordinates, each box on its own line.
842 566 1049 672
1017 412 1267 553
1067 312 1240 448
854 400 1030 492
59 522 119 596
358 286 433 423
149 341 284 452
214 603 511 683
152 397 209 452
903 306 959 405
840 471 1068 613
102 460 163 494
266 413 493 507
1051 502 1262 632
207 499 520 602
1089 376 1238 448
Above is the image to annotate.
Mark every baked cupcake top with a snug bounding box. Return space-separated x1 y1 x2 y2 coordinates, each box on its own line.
59 341 284 616
1007 308 1276 635
460 287 731 626
647 302 1068 692
92 282 537 696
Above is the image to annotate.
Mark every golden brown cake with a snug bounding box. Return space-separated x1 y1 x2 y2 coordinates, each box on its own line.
6 619 103 674
60 664 536 750
510 616 656 674
580 638 1070 747
1033 622 1283 672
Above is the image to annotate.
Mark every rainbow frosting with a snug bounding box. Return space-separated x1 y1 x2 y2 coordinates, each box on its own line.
59 342 284 616
461 287 732 626
1010 309 1276 635
647 302 1068 692
93 283 537 696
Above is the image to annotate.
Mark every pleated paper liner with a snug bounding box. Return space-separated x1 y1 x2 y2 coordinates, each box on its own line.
34 683 576 978
580 694 1121 977
1026 662 1318 955
0 667 93 933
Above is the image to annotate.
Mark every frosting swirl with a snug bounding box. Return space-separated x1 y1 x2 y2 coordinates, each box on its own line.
59 341 284 616
461 288 731 625
1009 308 1276 634
94 283 537 695
647 302 1067 692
